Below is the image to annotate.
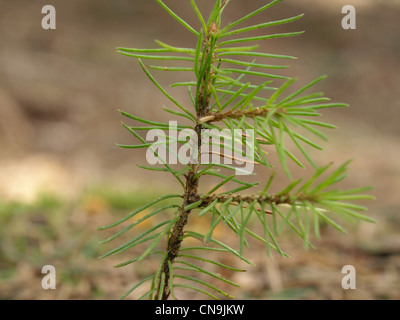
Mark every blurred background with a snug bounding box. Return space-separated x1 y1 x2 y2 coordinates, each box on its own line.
0 0 399 300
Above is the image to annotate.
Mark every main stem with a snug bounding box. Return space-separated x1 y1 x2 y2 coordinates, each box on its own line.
156 26 217 300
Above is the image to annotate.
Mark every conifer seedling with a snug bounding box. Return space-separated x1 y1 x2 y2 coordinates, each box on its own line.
99 0 374 300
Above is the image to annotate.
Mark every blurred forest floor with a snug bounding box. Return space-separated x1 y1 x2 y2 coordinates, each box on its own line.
0 0 399 299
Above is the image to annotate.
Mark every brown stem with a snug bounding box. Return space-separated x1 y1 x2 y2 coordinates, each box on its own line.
155 25 218 300
157 167 200 299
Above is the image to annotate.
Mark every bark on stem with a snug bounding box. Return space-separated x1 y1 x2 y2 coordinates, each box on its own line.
155 25 218 300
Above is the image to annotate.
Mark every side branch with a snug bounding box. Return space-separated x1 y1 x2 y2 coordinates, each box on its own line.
201 192 318 209
199 107 284 123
